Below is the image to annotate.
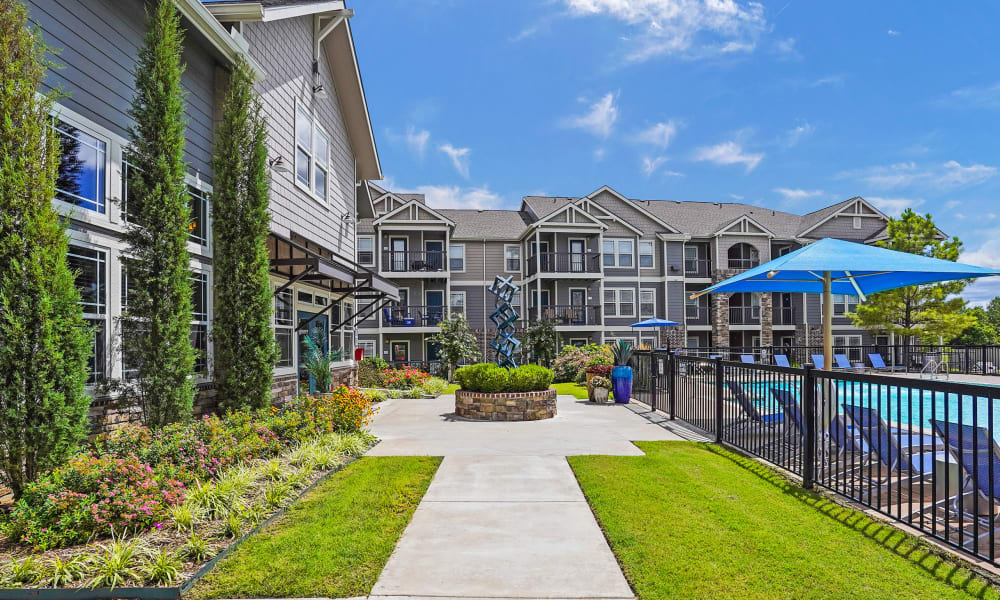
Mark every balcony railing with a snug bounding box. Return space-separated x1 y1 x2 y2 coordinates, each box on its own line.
528 304 601 326
684 258 712 277
685 305 710 325
382 304 446 327
727 258 760 271
527 252 601 276
772 306 795 325
729 305 760 325
381 250 447 273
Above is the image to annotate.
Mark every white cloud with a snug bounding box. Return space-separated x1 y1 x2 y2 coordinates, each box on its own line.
405 126 430 158
693 141 763 172
785 121 814 147
635 120 679 148
943 82 1000 110
945 199 962 209
565 93 619 138
510 25 540 42
642 155 669 176
866 196 925 217
839 160 997 190
887 29 900 36
773 37 800 60
961 237 1000 304
594 147 607 161
809 74 845 88
773 187 822 202
729 193 744 200
561 0 766 62
396 184 509 210
438 143 471 178
937 160 997 188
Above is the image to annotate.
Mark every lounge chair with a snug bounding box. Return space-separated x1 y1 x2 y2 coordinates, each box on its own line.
834 354 853 370
929 419 1000 549
740 354 755 364
869 353 890 372
774 354 791 368
725 381 783 430
383 307 405 326
770 388 808 446
811 354 825 370
771 390 875 460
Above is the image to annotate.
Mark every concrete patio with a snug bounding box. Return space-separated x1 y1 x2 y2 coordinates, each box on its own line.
367 394 705 600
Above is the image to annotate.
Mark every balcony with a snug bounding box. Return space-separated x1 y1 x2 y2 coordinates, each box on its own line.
772 306 795 325
527 252 601 276
685 305 710 325
528 304 601 326
727 258 760 271
382 304 446 327
381 250 447 274
684 258 712 278
729 305 760 325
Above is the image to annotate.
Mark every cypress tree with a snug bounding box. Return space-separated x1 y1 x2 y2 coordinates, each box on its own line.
212 57 277 411
120 0 195 426
0 0 92 497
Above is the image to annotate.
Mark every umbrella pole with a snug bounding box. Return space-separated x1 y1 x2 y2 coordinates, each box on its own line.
823 271 833 371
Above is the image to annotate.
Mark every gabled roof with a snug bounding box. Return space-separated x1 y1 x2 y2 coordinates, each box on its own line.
438 210 532 241
585 185 681 234
531 200 605 228
374 199 455 226
713 213 776 237
796 196 887 237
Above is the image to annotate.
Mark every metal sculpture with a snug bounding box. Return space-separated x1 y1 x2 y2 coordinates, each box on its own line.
487 275 520 368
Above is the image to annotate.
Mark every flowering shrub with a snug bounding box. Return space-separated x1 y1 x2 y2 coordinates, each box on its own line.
586 365 612 377
4 454 184 550
270 387 375 440
358 357 389 387
381 367 430 390
553 344 613 383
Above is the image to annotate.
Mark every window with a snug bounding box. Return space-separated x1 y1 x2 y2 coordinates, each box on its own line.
505 245 520 272
603 239 634 267
67 245 107 383
191 271 210 374
853 216 862 229
294 102 331 202
728 243 759 270
358 339 375 361
832 294 859 315
188 185 210 247
358 236 374 265
639 241 654 268
685 295 700 319
604 288 635 317
450 291 466 317
834 335 863 362
449 244 465 271
639 289 655 318
777 245 792 257
510 291 521 316
53 120 106 214
274 287 294 368
297 291 313 304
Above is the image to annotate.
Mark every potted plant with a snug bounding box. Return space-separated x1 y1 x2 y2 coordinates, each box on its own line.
590 376 611 403
585 364 612 395
611 339 633 404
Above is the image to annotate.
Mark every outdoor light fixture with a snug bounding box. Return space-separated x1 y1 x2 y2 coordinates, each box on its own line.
342 213 353 223
312 60 328 99
268 156 290 174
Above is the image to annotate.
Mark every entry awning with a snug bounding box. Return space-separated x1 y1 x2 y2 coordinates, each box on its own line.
268 232 399 334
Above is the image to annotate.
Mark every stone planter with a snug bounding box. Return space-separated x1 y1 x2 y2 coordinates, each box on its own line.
455 388 557 421
592 386 610 403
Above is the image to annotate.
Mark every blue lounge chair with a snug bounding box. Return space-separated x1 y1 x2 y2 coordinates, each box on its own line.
834 354 853 370
929 419 1000 549
725 381 782 429
811 354 825 370
770 388 808 444
774 354 791 368
869 353 890 372
771 390 873 459
740 354 755 364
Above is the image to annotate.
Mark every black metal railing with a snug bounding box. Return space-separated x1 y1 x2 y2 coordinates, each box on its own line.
381 304 446 327
528 304 600 326
381 250 447 273
628 350 1000 567
684 257 712 277
772 306 795 325
527 252 601 276
388 360 444 377
729 305 760 325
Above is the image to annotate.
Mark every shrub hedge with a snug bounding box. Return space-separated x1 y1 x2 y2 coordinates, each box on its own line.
455 363 554 394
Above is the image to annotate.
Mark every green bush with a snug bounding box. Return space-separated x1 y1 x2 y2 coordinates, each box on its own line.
508 365 554 392
358 357 388 387
456 363 553 393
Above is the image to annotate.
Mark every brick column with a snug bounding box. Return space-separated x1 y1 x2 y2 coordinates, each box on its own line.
712 293 730 347
759 293 773 347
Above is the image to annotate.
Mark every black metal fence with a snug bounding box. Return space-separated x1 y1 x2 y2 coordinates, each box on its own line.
630 349 1000 566
678 344 1000 376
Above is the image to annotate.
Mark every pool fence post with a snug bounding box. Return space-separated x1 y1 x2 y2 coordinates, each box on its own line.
714 358 724 443
668 354 676 420
802 365 816 489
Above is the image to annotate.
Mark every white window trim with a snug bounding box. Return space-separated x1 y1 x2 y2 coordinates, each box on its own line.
449 290 466 317
638 240 655 270
68 238 111 387
388 339 410 362
568 338 589 347
832 293 860 316
271 276 297 374
293 98 331 208
358 338 376 360
190 268 212 377
184 173 213 257
603 238 635 268
357 235 375 266
604 288 636 318
504 244 521 273
639 288 656 318
449 243 466 273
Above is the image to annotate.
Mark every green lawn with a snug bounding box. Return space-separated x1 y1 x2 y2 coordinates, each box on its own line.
570 442 1000 600
187 456 441 599
553 381 589 399
443 382 460 394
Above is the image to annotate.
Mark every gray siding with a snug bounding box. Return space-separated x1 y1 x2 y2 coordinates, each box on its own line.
244 16 355 259
665 241 684 275
667 281 684 322
28 0 219 177
807 215 885 241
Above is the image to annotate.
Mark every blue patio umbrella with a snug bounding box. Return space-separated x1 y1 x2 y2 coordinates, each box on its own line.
628 318 679 350
690 238 1000 370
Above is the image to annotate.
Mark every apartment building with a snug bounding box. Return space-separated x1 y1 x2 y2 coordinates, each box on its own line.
357 184 892 368
27 0 395 414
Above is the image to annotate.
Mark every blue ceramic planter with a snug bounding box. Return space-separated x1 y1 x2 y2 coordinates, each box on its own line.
612 366 632 404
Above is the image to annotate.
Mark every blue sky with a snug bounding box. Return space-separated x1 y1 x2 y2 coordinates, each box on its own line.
352 0 1000 304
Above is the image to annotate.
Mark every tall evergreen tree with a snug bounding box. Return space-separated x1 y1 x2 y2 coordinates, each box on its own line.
119 0 195 426
212 57 277 411
852 209 974 342
0 0 91 497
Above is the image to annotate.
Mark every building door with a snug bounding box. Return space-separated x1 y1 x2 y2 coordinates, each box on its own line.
425 290 444 325
297 310 328 394
425 240 443 271
569 239 585 273
391 340 409 364
569 288 587 325
390 237 407 271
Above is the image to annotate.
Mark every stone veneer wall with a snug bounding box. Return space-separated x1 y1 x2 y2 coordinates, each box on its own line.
455 388 557 421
